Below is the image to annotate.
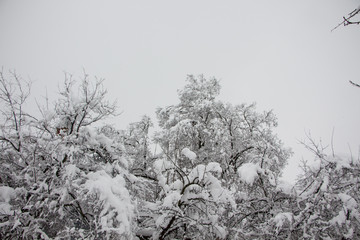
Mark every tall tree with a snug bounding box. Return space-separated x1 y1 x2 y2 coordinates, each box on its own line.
147 75 292 239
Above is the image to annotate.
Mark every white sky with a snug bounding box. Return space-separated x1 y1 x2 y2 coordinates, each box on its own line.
1 0 360 182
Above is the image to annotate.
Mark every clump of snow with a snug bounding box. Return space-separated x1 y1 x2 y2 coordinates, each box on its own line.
206 174 225 201
309 158 321 172
273 212 293 232
0 186 15 215
0 202 12 215
320 175 329 192
181 148 197 161
189 164 206 181
326 155 350 170
267 171 276 186
238 163 260 185
155 214 167 228
207 162 222 173
162 191 181 208
330 210 346 225
344 228 354 239
307 213 318 224
338 193 357 210
214 225 227 239
329 193 358 226
63 164 80 180
276 181 295 195
84 170 134 235
0 186 15 202
153 159 172 174
170 180 183 191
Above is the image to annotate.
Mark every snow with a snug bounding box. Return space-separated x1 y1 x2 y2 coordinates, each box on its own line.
214 225 227 238
171 179 183 191
207 174 223 200
206 162 222 173
307 213 318 223
327 155 352 170
136 227 155 237
330 210 346 225
0 186 15 202
153 158 172 173
276 181 294 195
181 148 197 161
309 158 321 172
237 162 260 185
320 175 329 192
267 171 276 186
0 186 15 215
189 164 206 181
330 194 358 226
344 228 354 239
63 164 80 179
273 212 293 230
338 193 357 210
155 214 167 228
162 191 181 208
0 202 13 215
84 170 134 235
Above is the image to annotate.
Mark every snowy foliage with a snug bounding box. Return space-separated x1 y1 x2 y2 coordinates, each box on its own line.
0 71 359 239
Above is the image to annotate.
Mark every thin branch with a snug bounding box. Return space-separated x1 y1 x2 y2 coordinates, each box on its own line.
332 7 360 31
349 80 360 88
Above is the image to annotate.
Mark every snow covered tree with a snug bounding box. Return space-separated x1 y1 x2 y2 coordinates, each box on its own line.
0 71 135 239
146 75 292 239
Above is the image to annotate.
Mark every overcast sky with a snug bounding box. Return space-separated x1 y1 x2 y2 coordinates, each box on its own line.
1 0 360 182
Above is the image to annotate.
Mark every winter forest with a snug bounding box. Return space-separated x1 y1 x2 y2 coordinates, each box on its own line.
1 3 360 240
